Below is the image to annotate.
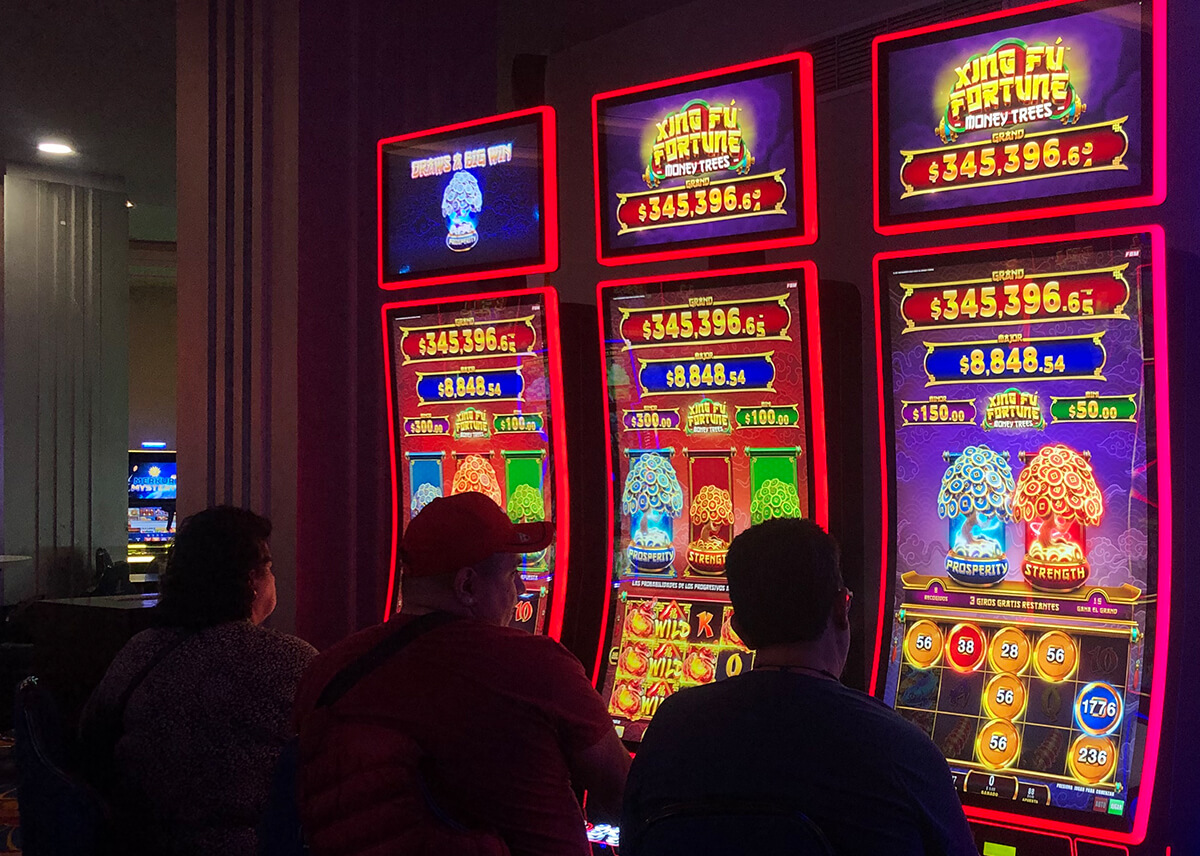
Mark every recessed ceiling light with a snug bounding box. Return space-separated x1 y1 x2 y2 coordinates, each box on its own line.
37 141 75 155
125 199 136 208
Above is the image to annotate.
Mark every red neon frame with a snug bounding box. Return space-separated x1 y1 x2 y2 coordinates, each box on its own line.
592 52 818 266
869 226 1173 846
380 285 573 642
376 107 559 290
590 261 829 684
871 0 1166 235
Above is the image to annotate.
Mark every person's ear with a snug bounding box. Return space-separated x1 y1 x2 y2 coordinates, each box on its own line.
453 566 478 607
831 591 851 631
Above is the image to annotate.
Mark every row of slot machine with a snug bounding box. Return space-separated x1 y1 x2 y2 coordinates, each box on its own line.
373 1 1176 853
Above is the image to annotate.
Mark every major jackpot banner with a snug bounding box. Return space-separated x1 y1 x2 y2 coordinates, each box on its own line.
593 53 817 263
874 0 1163 233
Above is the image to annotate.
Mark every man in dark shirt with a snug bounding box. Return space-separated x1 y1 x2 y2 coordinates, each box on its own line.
622 518 977 856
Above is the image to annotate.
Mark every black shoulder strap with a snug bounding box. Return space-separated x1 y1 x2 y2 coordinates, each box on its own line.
315 611 458 710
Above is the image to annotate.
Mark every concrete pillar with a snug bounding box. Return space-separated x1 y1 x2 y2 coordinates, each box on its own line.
177 0 499 645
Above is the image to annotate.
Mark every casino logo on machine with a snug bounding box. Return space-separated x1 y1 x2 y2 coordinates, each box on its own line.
983 388 1044 431
644 99 754 189
936 37 1086 143
685 398 731 434
453 407 490 439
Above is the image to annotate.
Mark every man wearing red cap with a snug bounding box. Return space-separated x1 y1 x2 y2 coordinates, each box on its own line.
293 493 629 856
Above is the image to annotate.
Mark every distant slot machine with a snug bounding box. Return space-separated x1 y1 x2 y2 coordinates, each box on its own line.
872 228 1172 852
592 263 861 752
127 450 177 564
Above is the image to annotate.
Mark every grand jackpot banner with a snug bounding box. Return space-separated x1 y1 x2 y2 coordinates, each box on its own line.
873 0 1163 234
593 53 817 264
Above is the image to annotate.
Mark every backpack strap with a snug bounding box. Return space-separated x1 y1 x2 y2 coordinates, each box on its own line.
315 611 458 710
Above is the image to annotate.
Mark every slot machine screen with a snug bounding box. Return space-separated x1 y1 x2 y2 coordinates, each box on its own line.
596 263 826 742
874 228 1171 841
873 0 1164 234
128 458 177 502
378 107 557 288
594 53 817 264
128 507 176 543
382 288 569 636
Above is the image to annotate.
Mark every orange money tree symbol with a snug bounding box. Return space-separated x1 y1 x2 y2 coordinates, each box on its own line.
689 485 734 547
451 454 503 506
1012 443 1103 590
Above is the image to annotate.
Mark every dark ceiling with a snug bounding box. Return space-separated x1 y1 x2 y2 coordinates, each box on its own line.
0 0 699 214
0 0 176 206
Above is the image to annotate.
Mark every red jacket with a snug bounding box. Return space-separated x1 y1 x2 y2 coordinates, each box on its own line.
297 703 508 856
294 617 612 856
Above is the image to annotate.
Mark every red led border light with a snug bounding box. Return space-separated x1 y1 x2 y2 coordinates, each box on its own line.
591 261 829 684
592 52 819 266
869 226 1173 846
380 286 573 642
376 107 559 290
871 0 1166 235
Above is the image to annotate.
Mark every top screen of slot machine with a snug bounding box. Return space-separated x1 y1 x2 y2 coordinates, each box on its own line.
385 291 560 634
379 108 555 288
877 229 1167 835
597 265 820 742
594 53 816 263
874 0 1162 234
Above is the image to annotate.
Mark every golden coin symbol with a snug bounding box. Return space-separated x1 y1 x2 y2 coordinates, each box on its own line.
989 626 1032 675
1033 630 1079 682
904 620 944 669
983 673 1027 721
1068 734 1117 785
976 718 1021 770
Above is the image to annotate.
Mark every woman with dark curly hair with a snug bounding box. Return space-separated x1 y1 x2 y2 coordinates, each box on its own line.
81 506 317 856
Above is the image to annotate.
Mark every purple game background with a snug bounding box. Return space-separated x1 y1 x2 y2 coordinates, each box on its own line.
598 69 798 251
884 238 1153 603
884 1 1145 216
881 234 1157 814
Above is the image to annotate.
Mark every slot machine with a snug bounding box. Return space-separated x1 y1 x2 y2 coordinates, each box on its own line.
869 0 1178 848
592 261 864 729
377 108 577 636
871 228 1172 854
381 287 572 635
585 51 862 850
587 263 861 856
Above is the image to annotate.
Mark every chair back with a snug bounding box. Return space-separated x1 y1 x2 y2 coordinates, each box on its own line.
632 798 836 856
13 676 107 856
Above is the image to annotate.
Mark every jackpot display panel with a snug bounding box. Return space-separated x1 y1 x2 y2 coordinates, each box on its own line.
382 287 570 637
872 228 1172 846
595 263 828 742
127 451 177 556
377 107 557 289
593 53 817 265
873 0 1165 235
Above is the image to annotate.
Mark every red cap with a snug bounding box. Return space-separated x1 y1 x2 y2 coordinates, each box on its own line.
399 491 553 578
